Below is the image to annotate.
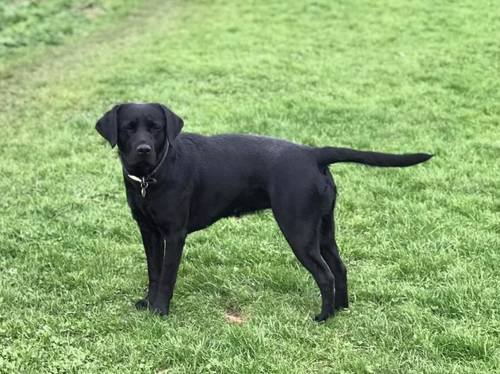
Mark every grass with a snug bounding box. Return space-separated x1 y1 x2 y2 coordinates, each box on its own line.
0 0 499 372
0 0 141 59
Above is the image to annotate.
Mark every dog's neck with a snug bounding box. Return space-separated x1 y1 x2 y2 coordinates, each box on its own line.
119 141 170 198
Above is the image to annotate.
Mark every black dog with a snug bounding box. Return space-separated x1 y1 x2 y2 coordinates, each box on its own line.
96 103 431 322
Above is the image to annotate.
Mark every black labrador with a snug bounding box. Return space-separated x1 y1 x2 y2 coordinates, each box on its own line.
96 103 431 322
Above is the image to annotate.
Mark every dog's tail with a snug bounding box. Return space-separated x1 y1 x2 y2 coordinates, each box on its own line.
314 147 432 167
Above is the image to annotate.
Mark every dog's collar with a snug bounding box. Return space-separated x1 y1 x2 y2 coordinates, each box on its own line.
120 140 170 198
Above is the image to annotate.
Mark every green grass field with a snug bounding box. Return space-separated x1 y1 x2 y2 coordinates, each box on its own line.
1 0 499 372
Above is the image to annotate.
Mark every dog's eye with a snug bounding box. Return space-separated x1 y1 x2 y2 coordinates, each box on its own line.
152 122 163 130
123 122 136 131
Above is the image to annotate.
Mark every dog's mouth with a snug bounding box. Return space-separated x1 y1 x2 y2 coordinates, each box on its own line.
124 155 157 175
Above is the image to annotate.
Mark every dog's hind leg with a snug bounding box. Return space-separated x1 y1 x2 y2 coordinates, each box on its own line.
271 196 335 322
320 211 348 310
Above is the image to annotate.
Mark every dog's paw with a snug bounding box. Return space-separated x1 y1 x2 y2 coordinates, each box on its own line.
135 298 149 310
334 298 349 311
149 303 169 317
335 290 349 310
313 310 335 323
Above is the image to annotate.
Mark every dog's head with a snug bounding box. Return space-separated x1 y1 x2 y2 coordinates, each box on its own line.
96 103 183 174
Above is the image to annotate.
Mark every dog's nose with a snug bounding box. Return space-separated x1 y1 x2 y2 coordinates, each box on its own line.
136 144 152 154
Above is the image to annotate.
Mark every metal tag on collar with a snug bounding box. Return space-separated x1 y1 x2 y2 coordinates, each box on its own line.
128 175 148 198
140 178 149 198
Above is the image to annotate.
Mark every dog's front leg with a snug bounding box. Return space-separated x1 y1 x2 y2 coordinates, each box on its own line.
136 224 164 310
150 230 187 316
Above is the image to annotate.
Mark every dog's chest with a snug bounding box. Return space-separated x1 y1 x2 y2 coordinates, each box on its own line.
129 192 171 228
137 199 166 224
141 201 160 220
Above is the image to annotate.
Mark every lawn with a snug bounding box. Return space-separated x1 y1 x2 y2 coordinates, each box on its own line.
0 0 499 372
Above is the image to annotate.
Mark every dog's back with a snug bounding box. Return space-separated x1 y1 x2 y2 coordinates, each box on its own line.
178 133 308 225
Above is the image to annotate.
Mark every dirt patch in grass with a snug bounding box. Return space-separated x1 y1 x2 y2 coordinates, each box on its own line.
224 308 246 325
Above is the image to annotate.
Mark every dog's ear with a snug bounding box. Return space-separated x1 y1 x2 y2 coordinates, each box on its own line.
157 104 184 143
95 104 121 148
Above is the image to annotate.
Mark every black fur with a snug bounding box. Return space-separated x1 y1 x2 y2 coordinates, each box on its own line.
96 103 432 322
